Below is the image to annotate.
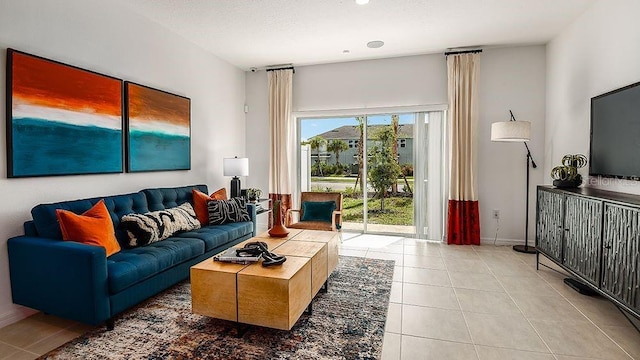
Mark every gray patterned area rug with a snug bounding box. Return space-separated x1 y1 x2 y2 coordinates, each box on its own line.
41 256 394 360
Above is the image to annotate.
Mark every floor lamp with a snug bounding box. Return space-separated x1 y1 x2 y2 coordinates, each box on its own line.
491 111 537 254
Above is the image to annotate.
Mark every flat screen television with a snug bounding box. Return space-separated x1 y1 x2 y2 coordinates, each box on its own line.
590 81 640 180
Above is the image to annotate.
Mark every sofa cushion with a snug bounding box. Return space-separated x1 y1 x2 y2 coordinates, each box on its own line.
120 203 201 248
107 237 205 294
56 200 121 257
31 192 149 243
178 221 252 251
143 184 207 212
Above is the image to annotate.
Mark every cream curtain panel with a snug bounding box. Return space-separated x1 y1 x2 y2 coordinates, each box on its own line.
446 53 480 245
268 69 294 218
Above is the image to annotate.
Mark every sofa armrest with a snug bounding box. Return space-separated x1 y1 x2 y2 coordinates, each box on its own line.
247 203 257 236
7 236 110 325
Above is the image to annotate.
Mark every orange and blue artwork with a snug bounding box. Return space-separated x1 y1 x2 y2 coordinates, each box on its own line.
7 49 123 177
125 82 190 172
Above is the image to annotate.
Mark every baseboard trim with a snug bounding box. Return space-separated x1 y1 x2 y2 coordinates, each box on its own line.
0 307 37 328
480 237 527 246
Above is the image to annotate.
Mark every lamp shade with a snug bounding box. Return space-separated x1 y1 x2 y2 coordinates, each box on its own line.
491 121 531 142
223 157 249 176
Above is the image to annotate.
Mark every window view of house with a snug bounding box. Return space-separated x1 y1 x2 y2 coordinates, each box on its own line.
299 114 416 234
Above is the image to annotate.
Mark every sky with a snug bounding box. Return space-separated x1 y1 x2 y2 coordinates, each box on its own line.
300 113 415 141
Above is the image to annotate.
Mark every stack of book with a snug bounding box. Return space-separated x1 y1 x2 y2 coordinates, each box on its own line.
213 248 261 264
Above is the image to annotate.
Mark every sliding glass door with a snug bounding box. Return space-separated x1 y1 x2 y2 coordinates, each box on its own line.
298 110 444 240
300 116 365 232
414 111 445 240
365 114 414 234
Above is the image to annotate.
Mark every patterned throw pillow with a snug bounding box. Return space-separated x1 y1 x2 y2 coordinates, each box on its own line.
192 188 229 226
207 197 251 225
120 202 201 247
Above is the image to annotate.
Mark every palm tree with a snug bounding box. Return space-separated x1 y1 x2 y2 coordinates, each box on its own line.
305 136 326 156
303 136 326 176
327 139 348 165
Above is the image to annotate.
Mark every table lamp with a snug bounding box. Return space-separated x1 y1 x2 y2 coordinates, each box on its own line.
223 157 249 198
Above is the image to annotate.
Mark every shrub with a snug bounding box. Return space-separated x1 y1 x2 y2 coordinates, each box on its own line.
401 163 414 177
333 163 347 176
311 162 321 176
344 186 356 198
324 164 336 175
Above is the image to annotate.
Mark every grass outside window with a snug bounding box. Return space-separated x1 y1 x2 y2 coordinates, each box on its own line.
342 197 413 225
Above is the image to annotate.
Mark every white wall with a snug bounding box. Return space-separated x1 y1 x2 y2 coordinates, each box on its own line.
0 0 245 326
245 46 546 244
245 71 270 191
546 0 640 193
246 55 447 199
479 47 546 245
294 55 447 111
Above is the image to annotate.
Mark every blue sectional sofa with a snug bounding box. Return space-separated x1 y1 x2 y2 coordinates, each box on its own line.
7 184 255 328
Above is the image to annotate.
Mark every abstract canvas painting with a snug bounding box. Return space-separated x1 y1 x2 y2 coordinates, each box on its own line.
125 82 191 172
6 49 123 177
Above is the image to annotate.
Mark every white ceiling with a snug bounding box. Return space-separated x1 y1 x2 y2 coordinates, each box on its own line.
119 0 595 70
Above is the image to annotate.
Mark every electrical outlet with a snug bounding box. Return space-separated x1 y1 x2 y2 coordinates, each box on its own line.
492 210 500 219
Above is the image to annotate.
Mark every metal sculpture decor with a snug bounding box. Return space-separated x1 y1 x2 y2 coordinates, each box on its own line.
551 154 587 188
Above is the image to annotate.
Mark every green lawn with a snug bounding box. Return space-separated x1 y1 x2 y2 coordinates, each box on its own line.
311 176 414 185
342 196 413 225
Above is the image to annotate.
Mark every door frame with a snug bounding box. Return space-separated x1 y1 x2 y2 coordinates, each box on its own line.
293 104 448 236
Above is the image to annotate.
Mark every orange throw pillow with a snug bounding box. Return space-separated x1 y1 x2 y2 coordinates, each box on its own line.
211 188 227 200
192 188 228 225
55 200 121 257
192 189 212 225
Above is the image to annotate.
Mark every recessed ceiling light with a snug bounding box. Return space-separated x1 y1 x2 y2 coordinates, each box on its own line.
356 0 369 4
367 40 384 49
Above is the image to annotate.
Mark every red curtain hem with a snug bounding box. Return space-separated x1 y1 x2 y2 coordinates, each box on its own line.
446 200 480 245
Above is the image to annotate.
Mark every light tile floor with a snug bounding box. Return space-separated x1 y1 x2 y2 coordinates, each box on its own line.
0 233 639 359
338 233 640 360
0 312 95 359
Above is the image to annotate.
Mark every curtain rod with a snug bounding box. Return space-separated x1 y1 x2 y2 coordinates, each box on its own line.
444 49 483 56
266 66 295 73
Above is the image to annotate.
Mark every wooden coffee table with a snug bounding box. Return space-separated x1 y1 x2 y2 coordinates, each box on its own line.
190 229 341 330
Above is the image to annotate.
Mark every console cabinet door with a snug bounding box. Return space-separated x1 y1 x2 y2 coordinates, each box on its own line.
536 189 565 262
563 196 602 285
602 203 640 313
